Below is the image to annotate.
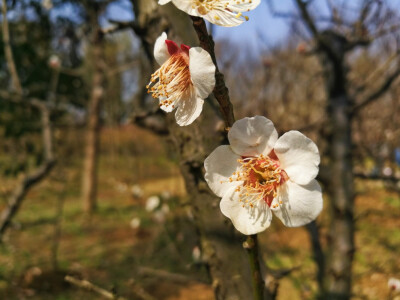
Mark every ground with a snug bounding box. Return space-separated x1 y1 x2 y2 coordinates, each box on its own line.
0 125 399 299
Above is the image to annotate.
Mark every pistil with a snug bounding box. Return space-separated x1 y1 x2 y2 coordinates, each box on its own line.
147 54 192 109
228 153 288 208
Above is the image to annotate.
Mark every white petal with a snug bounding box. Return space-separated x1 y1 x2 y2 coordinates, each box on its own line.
158 0 172 4
220 186 272 235
204 145 242 197
175 94 204 126
228 116 278 156
154 32 169 65
202 9 244 27
271 180 323 227
189 47 215 98
159 96 179 112
227 0 261 12
171 0 200 17
170 0 260 27
274 131 320 185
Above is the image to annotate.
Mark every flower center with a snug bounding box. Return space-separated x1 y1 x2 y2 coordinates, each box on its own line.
229 152 288 208
147 53 192 109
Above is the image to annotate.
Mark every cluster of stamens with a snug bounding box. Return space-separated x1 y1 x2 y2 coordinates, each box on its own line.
147 54 192 109
192 0 253 22
225 154 288 209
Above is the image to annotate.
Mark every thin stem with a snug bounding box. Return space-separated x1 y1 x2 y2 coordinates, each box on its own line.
244 235 264 300
65 276 128 300
1 0 23 94
190 16 235 128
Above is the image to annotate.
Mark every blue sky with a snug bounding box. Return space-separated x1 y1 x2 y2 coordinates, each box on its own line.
53 0 400 55
106 0 294 46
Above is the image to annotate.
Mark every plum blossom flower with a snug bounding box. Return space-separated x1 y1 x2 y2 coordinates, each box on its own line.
204 116 323 235
158 0 261 27
146 196 160 212
130 217 141 229
147 32 215 126
388 278 400 291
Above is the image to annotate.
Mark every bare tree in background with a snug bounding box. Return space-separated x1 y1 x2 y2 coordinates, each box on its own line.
81 1 107 213
0 0 56 239
259 1 400 298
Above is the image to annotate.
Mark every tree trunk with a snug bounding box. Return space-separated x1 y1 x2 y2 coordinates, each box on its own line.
131 1 255 298
325 93 354 299
167 109 254 300
319 33 355 300
82 8 106 214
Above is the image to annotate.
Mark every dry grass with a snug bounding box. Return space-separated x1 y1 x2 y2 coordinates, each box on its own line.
0 127 399 299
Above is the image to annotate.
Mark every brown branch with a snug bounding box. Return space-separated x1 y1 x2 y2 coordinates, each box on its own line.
353 68 400 113
354 172 400 183
1 0 22 94
131 110 169 135
353 50 400 95
137 267 207 284
0 93 56 240
190 16 273 299
65 276 127 300
190 16 235 128
243 235 265 300
295 0 319 39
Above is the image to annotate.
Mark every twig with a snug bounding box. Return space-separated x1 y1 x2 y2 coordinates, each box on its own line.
353 68 400 113
243 235 264 300
1 0 22 94
354 172 400 182
65 276 127 300
190 16 235 128
129 280 157 300
137 266 208 284
353 50 400 95
0 94 56 240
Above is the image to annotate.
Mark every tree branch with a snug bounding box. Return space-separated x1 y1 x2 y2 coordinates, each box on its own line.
354 172 400 183
1 0 22 94
353 67 400 113
0 94 55 240
137 267 207 284
65 276 128 300
243 235 265 300
294 0 319 39
190 16 235 128
352 50 400 95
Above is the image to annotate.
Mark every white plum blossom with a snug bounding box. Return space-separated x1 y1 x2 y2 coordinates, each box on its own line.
147 32 215 126
130 217 141 229
145 196 160 212
48 54 60 69
192 246 201 262
204 116 323 235
161 203 170 214
131 184 144 199
42 0 53 10
389 278 400 291
158 0 261 27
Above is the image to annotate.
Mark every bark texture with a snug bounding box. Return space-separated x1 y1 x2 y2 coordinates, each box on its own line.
81 5 106 213
130 1 254 298
167 111 253 300
294 3 356 298
318 32 355 300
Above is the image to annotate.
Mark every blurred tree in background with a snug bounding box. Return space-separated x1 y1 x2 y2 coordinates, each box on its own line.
0 0 400 299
